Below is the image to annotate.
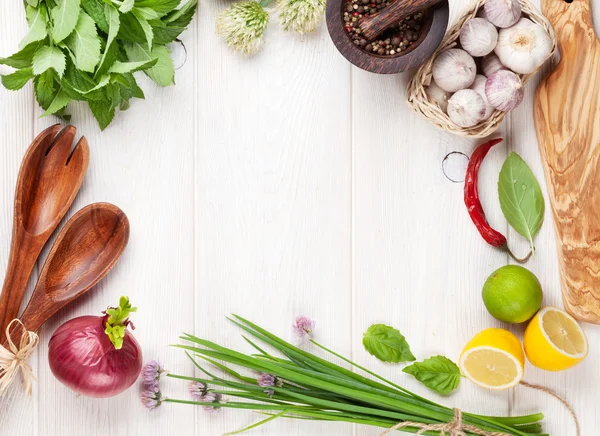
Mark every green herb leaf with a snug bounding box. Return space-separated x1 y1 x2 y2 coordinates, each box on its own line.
165 0 198 26
95 5 120 76
1 68 35 90
26 0 40 7
89 98 115 130
81 0 110 33
34 70 58 109
41 87 71 116
0 41 45 69
134 0 181 15
64 11 101 72
118 11 150 44
19 5 48 49
402 356 461 395
362 324 415 363
498 152 545 252
51 0 82 43
32 45 66 78
132 9 154 49
124 42 173 86
133 6 161 19
108 58 157 73
120 0 135 13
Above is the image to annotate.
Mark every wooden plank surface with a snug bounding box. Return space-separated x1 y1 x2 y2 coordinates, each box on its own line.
0 0 598 434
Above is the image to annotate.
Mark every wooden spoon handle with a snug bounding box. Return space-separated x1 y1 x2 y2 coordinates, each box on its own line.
359 0 442 41
0 233 40 344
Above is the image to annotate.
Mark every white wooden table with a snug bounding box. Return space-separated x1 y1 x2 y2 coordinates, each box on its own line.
1 1 598 434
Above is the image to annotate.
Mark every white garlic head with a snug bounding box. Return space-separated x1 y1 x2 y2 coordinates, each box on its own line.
432 49 477 93
469 75 495 120
495 18 553 74
481 53 506 77
426 80 451 112
447 89 486 127
485 70 524 111
484 0 521 28
459 18 498 57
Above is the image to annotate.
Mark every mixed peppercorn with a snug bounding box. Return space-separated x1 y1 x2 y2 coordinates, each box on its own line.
343 0 425 56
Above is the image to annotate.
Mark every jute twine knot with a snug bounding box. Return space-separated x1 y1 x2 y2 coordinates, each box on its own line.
0 319 39 396
380 409 512 436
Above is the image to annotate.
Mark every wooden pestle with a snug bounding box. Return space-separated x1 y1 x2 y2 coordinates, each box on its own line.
359 0 443 41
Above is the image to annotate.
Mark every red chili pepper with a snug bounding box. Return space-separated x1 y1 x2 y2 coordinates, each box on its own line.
464 138 531 263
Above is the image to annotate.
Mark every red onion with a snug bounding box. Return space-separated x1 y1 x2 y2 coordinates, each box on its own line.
48 297 142 398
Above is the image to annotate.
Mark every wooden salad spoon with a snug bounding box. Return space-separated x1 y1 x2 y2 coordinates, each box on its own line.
0 125 89 343
5 203 130 343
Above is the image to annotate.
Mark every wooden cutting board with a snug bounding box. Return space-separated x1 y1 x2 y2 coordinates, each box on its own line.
534 0 600 323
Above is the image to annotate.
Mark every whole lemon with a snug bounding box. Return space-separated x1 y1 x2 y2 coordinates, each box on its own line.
482 265 543 323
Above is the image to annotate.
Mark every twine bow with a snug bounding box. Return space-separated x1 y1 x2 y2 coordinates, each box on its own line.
0 319 39 396
380 409 512 436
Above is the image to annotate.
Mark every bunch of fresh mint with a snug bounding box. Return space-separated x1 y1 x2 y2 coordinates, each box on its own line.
0 0 198 130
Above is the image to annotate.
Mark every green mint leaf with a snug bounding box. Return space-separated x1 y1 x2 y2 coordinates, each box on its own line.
51 0 82 43
33 45 67 78
164 0 198 26
498 152 545 253
112 72 145 99
363 324 415 363
150 20 185 45
88 98 115 130
64 11 101 73
0 41 45 69
402 356 461 395
34 70 58 109
134 6 161 20
81 0 110 33
72 73 109 94
132 9 154 49
118 12 150 44
1 68 35 90
41 88 71 117
95 5 120 76
120 0 135 13
124 42 173 86
134 0 181 15
26 0 40 6
108 58 157 73
19 5 48 49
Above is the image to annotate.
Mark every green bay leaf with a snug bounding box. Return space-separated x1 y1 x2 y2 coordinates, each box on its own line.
402 356 461 395
124 42 173 86
362 324 415 363
19 5 48 49
32 45 66 77
65 11 102 73
51 0 81 43
1 68 35 90
498 152 545 252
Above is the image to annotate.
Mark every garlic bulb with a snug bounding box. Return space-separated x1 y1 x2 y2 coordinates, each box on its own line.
469 75 495 120
481 53 506 77
426 80 451 112
447 89 486 127
485 70 524 111
432 49 477 93
459 18 498 57
484 0 521 28
495 18 553 74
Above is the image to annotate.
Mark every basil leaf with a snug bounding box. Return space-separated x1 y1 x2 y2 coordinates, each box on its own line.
124 42 173 86
19 5 48 49
51 0 81 43
32 45 67 78
363 324 415 363
402 356 461 395
64 11 101 72
498 152 545 252
1 68 35 90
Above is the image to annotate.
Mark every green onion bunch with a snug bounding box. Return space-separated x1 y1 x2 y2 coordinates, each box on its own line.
161 315 547 435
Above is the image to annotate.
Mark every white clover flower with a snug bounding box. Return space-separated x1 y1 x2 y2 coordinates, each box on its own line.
277 0 325 34
216 0 270 55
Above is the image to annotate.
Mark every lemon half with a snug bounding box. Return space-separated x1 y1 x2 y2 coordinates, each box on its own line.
459 328 524 390
524 306 588 371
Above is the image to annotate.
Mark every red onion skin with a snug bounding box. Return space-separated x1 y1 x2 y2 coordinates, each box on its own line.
48 315 142 398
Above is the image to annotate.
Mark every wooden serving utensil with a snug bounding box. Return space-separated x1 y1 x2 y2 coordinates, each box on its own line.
359 0 443 41
0 125 89 343
534 0 600 323
4 203 129 343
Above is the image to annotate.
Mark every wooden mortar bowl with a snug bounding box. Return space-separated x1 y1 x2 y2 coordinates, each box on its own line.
326 0 449 74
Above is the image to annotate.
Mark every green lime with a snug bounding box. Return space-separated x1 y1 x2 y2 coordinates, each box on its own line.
482 265 543 324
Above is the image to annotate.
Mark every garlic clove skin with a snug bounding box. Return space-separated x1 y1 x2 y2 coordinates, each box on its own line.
485 70 524 111
482 53 506 77
484 0 521 28
432 49 477 93
460 18 498 57
495 18 553 74
470 75 495 120
447 89 486 127
426 80 451 112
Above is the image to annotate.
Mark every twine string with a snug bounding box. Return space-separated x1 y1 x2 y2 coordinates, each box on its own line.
0 319 39 396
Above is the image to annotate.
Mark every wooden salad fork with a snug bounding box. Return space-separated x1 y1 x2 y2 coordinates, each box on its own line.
0 125 89 343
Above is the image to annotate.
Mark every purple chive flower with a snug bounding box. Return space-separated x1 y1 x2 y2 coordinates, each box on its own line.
140 387 164 411
293 316 315 343
141 360 168 389
257 372 283 397
188 381 209 401
200 391 224 413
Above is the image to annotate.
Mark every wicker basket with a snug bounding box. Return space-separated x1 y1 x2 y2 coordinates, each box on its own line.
406 0 557 138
